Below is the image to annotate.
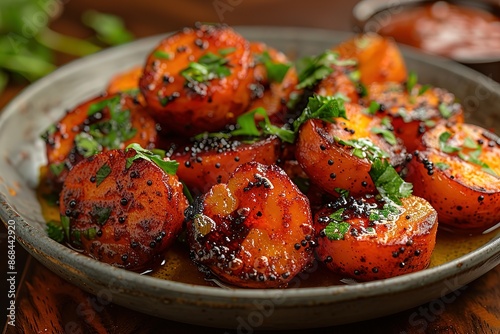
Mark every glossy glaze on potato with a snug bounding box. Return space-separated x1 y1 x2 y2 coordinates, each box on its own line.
334 33 407 85
139 24 256 136
42 93 158 185
406 122 500 230
59 149 188 271
168 135 282 194
106 66 142 94
295 103 406 197
315 195 438 281
315 66 360 104
363 81 464 151
186 162 315 288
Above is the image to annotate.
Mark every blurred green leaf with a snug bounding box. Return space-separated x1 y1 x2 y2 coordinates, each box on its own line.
82 10 134 45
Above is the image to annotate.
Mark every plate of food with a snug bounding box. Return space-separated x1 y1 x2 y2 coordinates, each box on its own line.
0 25 499 330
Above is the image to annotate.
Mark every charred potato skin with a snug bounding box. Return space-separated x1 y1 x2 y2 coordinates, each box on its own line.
405 123 500 231
59 149 188 271
295 104 406 197
171 136 282 194
364 82 464 151
139 24 255 136
315 196 438 281
43 93 157 184
186 162 315 288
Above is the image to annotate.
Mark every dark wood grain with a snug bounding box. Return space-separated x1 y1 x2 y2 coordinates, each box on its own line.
1 1 499 333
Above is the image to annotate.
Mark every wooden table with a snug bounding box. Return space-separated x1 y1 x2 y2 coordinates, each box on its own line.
1 1 499 333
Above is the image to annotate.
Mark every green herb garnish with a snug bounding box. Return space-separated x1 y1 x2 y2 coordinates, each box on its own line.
438 131 461 153
75 133 102 158
335 137 389 161
296 50 356 89
256 51 291 83
181 52 231 84
49 162 66 177
367 101 380 115
126 143 179 175
369 158 413 205
406 71 418 94
371 127 397 145
153 50 171 59
435 162 451 171
438 103 453 119
369 202 400 222
95 163 111 187
91 205 112 225
81 10 134 45
47 221 64 243
60 215 70 240
324 208 350 240
335 187 349 198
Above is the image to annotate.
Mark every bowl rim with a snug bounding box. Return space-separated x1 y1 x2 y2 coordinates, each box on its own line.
1 26 499 304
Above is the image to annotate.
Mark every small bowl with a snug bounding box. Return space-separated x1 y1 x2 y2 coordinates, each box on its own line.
353 0 500 81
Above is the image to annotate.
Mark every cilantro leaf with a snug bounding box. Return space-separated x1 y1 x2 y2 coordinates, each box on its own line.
438 131 461 153
60 215 70 241
181 52 231 84
256 51 291 83
369 158 413 205
371 127 397 145
82 10 134 45
335 137 389 161
47 221 64 243
49 162 66 177
406 71 418 94
126 143 179 175
292 95 347 133
91 205 112 225
324 208 350 240
96 163 111 187
435 162 450 170
75 132 102 158
438 103 453 119
367 101 380 115
296 50 356 89
153 50 171 59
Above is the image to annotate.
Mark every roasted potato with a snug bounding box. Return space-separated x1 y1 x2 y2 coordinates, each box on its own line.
42 92 158 184
315 195 438 281
295 103 406 197
186 162 315 288
59 147 188 271
169 135 282 195
363 81 464 151
315 66 360 104
249 42 299 124
334 33 407 85
139 24 256 136
106 66 142 94
406 122 500 231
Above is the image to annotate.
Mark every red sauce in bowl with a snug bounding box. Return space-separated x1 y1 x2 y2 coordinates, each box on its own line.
375 1 500 62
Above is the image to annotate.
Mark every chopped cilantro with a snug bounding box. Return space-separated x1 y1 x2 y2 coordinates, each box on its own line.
87 95 120 117
438 131 461 153
335 137 389 161
60 215 70 240
369 158 413 205
435 162 450 171
418 84 431 96
153 50 171 59
181 52 231 84
49 162 66 177
438 103 453 119
218 47 236 56
83 227 97 240
256 51 291 83
335 187 349 198
369 202 400 222
40 124 57 141
91 205 112 225
47 221 64 243
463 137 479 149
292 95 347 133
296 50 356 89
406 71 418 94
75 132 102 158
367 101 380 115
371 127 397 145
324 208 350 240
126 143 179 175
95 163 111 187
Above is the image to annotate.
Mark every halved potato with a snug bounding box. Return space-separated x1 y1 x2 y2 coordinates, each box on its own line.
406 122 500 231
295 103 406 197
315 195 438 281
186 162 314 288
334 33 407 85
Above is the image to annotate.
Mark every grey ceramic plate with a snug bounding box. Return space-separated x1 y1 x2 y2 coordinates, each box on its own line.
0 27 499 330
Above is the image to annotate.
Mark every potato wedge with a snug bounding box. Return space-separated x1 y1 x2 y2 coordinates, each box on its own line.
186 162 314 288
363 81 464 151
139 24 255 136
42 92 157 184
315 195 438 281
295 103 406 197
406 122 500 231
334 33 407 85
59 148 188 271
315 66 360 104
